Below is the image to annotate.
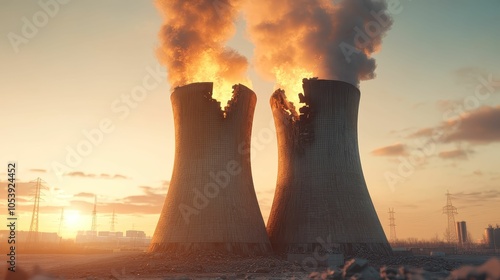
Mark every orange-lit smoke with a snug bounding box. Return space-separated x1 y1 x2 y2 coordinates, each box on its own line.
245 0 393 105
155 0 248 106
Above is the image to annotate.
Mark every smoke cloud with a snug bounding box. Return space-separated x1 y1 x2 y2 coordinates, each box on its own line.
155 0 248 105
245 0 393 101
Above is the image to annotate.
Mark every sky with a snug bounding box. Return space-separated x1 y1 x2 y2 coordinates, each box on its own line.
0 0 499 241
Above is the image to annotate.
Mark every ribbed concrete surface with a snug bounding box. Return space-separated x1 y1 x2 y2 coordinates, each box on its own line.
150 82 271 255
267 79 391 255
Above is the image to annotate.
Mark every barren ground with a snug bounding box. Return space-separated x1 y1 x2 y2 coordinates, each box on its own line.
3 252 500 279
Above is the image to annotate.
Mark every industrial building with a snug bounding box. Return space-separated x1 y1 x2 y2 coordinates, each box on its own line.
75 230 150 247
496 227 500 250
0 230 60 244
485 225 500 250
456 221 468 246
150 82 271 255
267 79 391 255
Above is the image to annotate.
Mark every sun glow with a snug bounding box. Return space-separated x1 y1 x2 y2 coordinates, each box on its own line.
64 209 82 229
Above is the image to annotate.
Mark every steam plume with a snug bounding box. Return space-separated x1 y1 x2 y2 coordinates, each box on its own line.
156 0 248 105
245 0 393 101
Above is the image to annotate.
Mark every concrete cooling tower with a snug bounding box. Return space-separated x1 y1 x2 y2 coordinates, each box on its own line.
267 79 391 255
150 82 271 255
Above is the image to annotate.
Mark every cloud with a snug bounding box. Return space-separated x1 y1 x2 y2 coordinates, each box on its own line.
0 181 40 197
373 105 500 168
73 184 169 215
161 180 170 187
66 171 95 178
0 184 168 215
436 99 462 112
65 171 129 180
0 179 171 216
453 190 500 204
438 148 470 160
256 189 275 196
371 143 407 157
442 106 500 144
256 189 275 218
95 185 168 214
122 186 166 205
408 127 435 139
29 168 47 173
0 181 63 213
74 192 95 198
70 199 94 210
409 106 500 145
473 170 483 176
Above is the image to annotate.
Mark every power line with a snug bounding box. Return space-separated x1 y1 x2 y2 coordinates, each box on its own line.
110 209 117 232
91 195 97 232
27 177 48 244
442 190 458 243
58 207 65 236
389 208 397 242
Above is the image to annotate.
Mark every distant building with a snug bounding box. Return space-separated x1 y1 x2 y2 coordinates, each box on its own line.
485 225 495 249
456 221 467 245
126 230 146 238
98 231 123 237
495 226 500 250
75 230 150 247
0 230 60 244
410 247 457 256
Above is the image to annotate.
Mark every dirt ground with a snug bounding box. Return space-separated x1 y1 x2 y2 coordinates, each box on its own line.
2 252 500 279
7 252 308 279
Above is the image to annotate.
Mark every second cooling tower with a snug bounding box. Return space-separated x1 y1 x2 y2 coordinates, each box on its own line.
150 82 271 255
267 79 391 255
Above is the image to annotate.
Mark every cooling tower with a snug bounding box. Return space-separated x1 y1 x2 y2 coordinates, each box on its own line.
267 79 391 255
150 82 271 255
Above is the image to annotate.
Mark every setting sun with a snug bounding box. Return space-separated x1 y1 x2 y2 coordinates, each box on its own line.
64 210 82 229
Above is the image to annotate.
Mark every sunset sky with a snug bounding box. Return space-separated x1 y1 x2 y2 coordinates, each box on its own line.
1 1 499 241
